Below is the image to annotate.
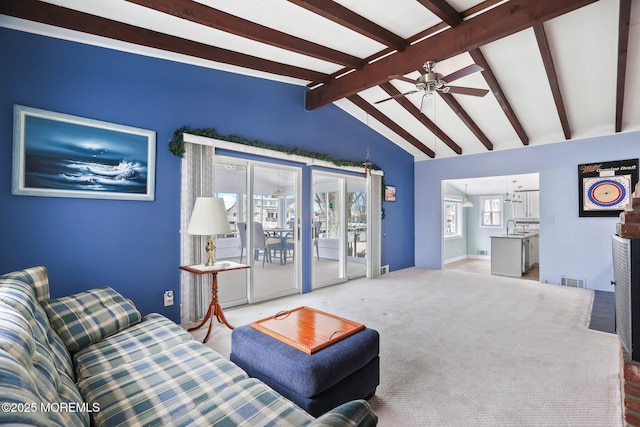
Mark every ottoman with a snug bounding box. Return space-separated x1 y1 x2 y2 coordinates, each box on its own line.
230 324 379 417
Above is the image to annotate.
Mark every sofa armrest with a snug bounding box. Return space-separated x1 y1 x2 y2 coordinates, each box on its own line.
306 400 378 427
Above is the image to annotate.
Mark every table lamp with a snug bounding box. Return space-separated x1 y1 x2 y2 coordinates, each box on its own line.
188 197 231 266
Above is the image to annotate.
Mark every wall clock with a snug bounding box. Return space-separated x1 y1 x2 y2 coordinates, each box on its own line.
583 175 630 210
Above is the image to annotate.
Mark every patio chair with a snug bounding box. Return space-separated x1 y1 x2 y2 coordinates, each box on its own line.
312 221 322 260
238 222 279 267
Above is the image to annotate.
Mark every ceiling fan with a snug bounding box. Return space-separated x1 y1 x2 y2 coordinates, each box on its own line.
375 61 489 105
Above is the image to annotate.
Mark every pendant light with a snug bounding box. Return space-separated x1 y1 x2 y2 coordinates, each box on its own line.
272 171 284 198
461 184 473 208
504 176 512 202
363 114 374 178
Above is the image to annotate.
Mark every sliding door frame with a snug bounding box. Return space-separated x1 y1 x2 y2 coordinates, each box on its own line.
214 154 302 305
180 133 381 321
311 168 370 289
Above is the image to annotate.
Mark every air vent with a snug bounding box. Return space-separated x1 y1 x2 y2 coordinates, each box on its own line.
561 276 586 288
477 250 488 256
380 265 389 275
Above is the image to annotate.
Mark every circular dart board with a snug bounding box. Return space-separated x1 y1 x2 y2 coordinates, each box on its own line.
583 175 631 211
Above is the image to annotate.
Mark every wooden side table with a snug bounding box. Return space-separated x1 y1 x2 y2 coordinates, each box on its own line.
180 262 249 343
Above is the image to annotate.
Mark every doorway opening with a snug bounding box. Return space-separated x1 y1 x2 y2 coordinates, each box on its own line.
442 173 540 281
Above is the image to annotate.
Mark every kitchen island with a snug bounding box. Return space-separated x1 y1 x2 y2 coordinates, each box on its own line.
490 233 538 277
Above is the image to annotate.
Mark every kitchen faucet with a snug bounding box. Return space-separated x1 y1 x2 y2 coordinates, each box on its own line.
506 219 517 237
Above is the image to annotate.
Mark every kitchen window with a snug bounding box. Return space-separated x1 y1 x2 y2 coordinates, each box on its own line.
480 196 503 227
444 199 462 238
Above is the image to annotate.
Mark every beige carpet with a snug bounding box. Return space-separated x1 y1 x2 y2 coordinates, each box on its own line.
193 267 622 426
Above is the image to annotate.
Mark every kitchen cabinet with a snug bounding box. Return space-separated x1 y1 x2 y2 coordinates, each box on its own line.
513 191 539 219
490 233 538 277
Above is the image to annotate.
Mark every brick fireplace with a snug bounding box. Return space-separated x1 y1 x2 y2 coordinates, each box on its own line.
617 182 640 426
621 348 640 426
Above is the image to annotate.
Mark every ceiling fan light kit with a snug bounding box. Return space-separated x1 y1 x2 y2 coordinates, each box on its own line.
376 61 488 105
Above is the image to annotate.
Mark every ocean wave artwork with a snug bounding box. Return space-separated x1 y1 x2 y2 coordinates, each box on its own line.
14 106 156 200
25 155 148 193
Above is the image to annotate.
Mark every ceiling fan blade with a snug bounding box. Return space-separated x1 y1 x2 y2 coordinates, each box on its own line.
374 90 420 104
389 75 419 85
445 86 489 97
441 64 483 83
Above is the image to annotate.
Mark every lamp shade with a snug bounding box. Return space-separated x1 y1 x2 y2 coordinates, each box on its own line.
187 197 231 236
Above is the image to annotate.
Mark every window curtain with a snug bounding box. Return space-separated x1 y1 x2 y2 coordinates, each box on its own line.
180 143 215 325
367 174 382 278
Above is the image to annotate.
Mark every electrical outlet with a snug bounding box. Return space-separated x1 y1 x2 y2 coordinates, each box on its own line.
163 290 174 307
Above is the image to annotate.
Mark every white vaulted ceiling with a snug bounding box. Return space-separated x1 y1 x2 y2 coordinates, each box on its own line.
1 0 638 161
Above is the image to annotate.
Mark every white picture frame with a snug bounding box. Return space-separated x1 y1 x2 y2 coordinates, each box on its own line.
12 105 156 201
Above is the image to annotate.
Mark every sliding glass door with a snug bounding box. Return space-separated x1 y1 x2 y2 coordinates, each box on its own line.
312 173 343 286
213 158 300 307
312 171 367 288
212 161 248 307
251 165 299 301
347 176 367 278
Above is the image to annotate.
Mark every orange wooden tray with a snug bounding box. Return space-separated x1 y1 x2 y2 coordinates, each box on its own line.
251 306 365 354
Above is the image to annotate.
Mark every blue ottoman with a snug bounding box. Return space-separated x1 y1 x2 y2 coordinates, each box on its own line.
230 324 379 417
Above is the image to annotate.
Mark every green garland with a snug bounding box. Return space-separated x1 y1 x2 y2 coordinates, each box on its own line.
169 126 381 169
169 125 386 218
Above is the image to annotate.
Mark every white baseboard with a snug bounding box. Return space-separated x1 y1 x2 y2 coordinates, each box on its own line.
468 254 491 261
444 255 468 265
444 254 491 264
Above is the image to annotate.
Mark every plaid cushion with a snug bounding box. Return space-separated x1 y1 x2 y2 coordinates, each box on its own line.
0 271 38 327
0 351 86 427
170 378 313 427
0 352 53 426
43 287 141 354
74 313 193 380
0 269 88 427
0 300 35 363
307 400 378 427
21 266 51 303
77 340 249 427
0 267 76 380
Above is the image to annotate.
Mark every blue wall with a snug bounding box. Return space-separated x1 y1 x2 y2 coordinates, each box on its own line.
416 133 640 291
0 28 415 321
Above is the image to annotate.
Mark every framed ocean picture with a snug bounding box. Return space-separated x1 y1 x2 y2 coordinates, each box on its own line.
12 105 156 201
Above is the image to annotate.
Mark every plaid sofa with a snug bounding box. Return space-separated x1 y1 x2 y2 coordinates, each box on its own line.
0 266 378 426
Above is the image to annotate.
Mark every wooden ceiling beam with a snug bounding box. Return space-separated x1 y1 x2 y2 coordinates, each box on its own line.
379 83 462 155
287 0 408 52
308 1 502 87
438 93 493 151
533 24 571 140
0 0 328 83
416 0 463 27
346 95 435 158
615 0 632 133
306 0 599 110
125 0 364 69
412 0 497 152
469 49 529 146
461 0 508 18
